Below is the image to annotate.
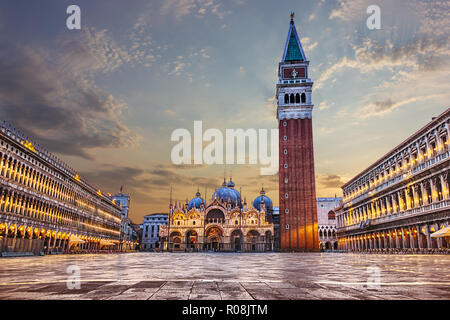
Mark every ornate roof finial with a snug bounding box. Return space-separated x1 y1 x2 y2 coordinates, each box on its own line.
290 11 295 22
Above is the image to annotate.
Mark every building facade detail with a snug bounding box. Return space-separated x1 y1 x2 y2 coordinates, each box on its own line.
337 109 450 252
111 191 137 250
317 197 341 250
141 213 168 251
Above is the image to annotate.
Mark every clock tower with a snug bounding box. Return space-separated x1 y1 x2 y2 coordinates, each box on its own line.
277 13 319 251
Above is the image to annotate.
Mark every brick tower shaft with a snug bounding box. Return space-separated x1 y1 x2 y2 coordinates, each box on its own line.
277 13 319 251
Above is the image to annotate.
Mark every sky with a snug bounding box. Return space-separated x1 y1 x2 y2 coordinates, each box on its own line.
0 0 449 223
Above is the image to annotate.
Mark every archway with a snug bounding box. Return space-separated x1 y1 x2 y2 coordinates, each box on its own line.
230 229 243 252
246 230 260 251
301 92 306 103
0 223 6 237
206 209 225 224
205 226 223 251
170 231 182 251
186 230 198 251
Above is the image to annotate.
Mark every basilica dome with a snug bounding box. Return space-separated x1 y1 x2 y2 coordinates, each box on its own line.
213 178 241 207
253 187 273 212
188 191 204 210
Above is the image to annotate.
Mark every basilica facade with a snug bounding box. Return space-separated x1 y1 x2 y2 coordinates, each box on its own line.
159 178 274 252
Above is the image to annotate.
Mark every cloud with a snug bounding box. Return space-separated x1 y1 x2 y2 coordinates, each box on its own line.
0 40 138 159
319 101 330 111
357 95 444 119
158 0 228 20
318 126 336 136
318 174 346 189
163 48 211 78
329 0 370 21
417 0 450 37
316 35 449 89
59 28 132 75
148 164 221 189
301 37 318 53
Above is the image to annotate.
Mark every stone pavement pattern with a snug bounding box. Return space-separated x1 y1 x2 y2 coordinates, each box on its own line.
0 252 449 300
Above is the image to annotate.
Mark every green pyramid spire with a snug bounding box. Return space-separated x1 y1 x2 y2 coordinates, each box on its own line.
282 13 306 62
285 31 304 61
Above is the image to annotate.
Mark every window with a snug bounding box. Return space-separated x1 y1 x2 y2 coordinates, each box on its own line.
283 149 287 155
283 135 287 141
290 93 294 103
284 94 289 104
284 178 288 183
285 193 288 198
286 224 290 229
295 93 300 103
301 93 306 103
285 208 289 214
283 121 287 127
284 163 288 168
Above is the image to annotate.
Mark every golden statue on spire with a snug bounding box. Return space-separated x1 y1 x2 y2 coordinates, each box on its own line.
290 11 295 21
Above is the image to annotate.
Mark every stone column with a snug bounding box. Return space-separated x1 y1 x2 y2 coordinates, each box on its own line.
437 224 443 248
405 188 411 210
389 230 394 248
394 229 400 248
416 226 423 249
430 178 436 203
391 194 396 213
401 228 407 248
425 225 431 249
420 182 427 205
409 227 414 249
397 191 403 211
411 185 417 208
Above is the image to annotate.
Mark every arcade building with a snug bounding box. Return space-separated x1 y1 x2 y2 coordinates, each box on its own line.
0 122 123 256
337 108 450 252
159 178 275 252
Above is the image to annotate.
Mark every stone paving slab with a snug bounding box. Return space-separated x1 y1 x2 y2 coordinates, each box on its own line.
0 252 449 300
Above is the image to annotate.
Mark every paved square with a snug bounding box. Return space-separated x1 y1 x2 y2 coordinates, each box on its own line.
0 252 449 300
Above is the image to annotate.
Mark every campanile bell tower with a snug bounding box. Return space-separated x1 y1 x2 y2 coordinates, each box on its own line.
277 13 319 251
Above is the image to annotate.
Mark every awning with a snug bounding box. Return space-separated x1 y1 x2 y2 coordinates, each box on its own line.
430 226 450 238
69 235 86 244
